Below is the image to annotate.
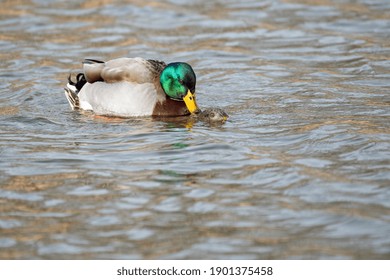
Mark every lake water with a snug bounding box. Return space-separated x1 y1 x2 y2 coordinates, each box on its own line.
0 0 389 259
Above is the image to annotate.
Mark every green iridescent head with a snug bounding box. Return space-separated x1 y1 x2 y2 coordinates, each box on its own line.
160 62 199 113
160 62 196 99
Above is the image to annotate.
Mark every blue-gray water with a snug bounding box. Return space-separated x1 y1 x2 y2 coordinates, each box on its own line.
1 0 389 259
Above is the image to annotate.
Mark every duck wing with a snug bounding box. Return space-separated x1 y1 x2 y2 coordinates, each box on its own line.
83 57 166 84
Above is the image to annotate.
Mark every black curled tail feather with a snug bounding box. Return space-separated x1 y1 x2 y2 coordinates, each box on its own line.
64 73 86 110
68 73 87 91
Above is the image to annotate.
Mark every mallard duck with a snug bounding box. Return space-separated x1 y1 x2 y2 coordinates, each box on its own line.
64 57 200 117
196 108 228 122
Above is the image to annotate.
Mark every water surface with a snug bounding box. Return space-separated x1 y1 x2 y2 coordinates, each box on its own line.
0 0 389 259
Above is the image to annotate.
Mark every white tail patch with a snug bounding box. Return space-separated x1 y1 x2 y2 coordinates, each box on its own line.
64 83 79 110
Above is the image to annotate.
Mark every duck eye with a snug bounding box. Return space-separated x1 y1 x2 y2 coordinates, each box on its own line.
210 113 215 118
179 79 184 84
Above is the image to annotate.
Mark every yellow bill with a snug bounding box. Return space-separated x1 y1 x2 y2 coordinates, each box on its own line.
183 90 200 114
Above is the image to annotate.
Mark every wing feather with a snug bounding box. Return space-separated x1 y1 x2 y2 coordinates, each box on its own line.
83 57 164 84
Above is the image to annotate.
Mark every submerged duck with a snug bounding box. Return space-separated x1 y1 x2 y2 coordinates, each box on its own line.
64 57 200 117
195 108 228 123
